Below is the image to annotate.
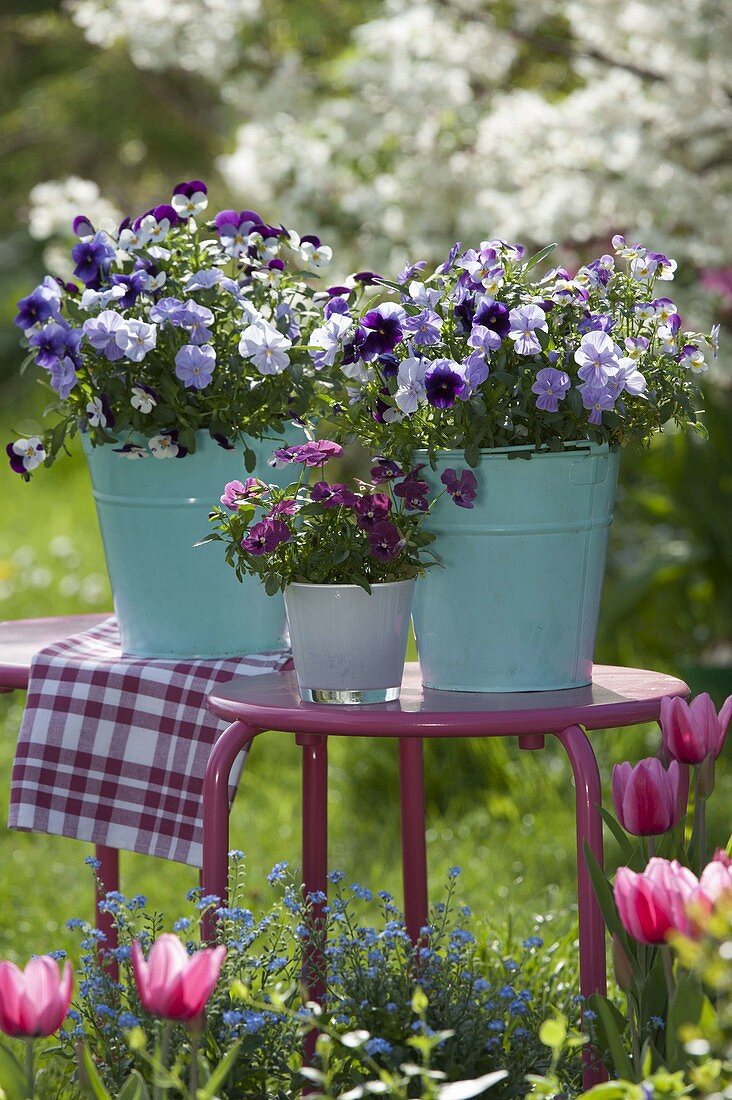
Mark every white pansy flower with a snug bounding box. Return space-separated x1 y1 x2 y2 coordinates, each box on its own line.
118 319 157 363
394 356 427 415
130 386 157 414
149 433 180 459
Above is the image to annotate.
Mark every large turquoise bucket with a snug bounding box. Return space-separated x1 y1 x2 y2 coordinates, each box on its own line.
84 429 301 658
412 443 621 692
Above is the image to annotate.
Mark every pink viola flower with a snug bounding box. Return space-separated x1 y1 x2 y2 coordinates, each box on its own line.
131 935 226 1023
0 956 73 1038
614 858 698 945
660 693 732 765
611 758 683 836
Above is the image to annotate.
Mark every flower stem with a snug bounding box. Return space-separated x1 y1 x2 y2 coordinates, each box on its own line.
154 1021 173 1100
189 1034 199 1100
25 1040 34 1097
662 945 676 1002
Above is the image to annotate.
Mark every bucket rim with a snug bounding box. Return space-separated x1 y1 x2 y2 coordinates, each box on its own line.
417 440 617 461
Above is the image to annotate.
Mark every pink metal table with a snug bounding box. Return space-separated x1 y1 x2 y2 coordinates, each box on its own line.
0 614 120 951
202 661 688 1086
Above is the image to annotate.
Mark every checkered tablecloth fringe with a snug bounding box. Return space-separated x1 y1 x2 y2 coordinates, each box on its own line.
9 617 289 867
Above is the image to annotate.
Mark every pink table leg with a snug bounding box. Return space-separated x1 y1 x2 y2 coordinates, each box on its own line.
399 737 429 944
201 719 260 942
297 733 328 1064
94 844 119 980
553 723 607 1088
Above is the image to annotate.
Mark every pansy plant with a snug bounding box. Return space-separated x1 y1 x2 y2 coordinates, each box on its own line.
317 237 718 467
204 441 476 593
8 180 361 476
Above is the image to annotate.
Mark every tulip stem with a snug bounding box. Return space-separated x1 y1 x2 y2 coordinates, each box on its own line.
646 836 655 859
662 945 676 1002
689 767 707 872
25 1040 34 1097
154 1022 173 1100
189 1034 199 1100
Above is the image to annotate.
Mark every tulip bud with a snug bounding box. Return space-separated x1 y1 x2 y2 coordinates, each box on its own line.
660 693 732 765
611 758 682 836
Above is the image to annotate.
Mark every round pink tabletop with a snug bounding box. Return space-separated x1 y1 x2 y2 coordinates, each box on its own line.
0 614 110 690
208 663 689 738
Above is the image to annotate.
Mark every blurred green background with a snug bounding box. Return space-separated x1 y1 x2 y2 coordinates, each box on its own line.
0 0 730 961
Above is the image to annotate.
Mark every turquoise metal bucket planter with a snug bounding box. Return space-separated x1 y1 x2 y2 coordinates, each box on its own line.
412 443 621 692
84 428 302 658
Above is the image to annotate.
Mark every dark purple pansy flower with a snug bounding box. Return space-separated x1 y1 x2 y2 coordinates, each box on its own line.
355 492 391 529
368 520 406 561
324 296 351 320
72 215 95 239
378 353 399 379
241 518 291 556
473 298 510 338
424 360 466 409
71 232 115 287
353 271 383 285
109 271 148 309
578 313 615 335
328 285 352 297
360 303 406 361
441 468 478 509
173 179 207 198
370 458 404 483
300 234 321 248
311 482 358 508
152 203 181 226
394 470 430 512
212 433 236 450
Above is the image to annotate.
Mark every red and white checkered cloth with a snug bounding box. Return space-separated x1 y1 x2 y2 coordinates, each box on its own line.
9 617 289 867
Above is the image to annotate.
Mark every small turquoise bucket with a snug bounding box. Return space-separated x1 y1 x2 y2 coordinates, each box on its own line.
412 443 621 692
84 428 302 658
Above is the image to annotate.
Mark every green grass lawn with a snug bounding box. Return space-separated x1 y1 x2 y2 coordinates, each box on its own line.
1 384 730 965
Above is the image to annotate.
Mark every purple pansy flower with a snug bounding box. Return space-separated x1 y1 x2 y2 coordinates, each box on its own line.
108 271 148 309
72 215 95 240
436 241 462 274
461 351 489 392
370 458 404 483
397 259 427 284
14 281 62 331
29 322 72 369
424 359 466 408
241 518 291 556
531 367 571 412
323 295 351 320
309 314 352 369
473 297 511 339
150 297 186 325
6 436 46 474
355 493 392 529
403 309 442 346
468 324 502 355
508 305 548 356
311 482 358 508
441 468 478 509
175 344 216 389
71 232 115 287
221 478 264 510
282 440 342 468
368 520 406 561
394 469 430 512
360 303 406 360
82 310 128 362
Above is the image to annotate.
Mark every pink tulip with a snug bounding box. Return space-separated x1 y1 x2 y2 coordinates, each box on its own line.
614 858 698 945
131 934 225 1022
611 758 682 836
660 693 732 765
694 851 732 912
0 956 73 1038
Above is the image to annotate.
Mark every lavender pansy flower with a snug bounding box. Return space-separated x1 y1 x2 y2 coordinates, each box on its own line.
574 331 620 385
408 281 442 310
239 320 292 375
172 302 214 345
221 478 264 510
580 385 615 425
610 359 647 397
119 320 157 363
441 468 478 509
394 357 427 414
6 437 46 474
508 305 548 356
403 309 442 346
184 269 222 293
397 260 426 284
531 367 571 412
82 311 129 362
175 344 216 389
468 324 502 355
309 314 352 369
150 297 186 325
424 359 466 408
241 519 291 556
368 520 406 561
49 356 78 400
461 351 489 392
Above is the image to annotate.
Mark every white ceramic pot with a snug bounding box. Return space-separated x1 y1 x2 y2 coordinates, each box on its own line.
284 580 415 704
